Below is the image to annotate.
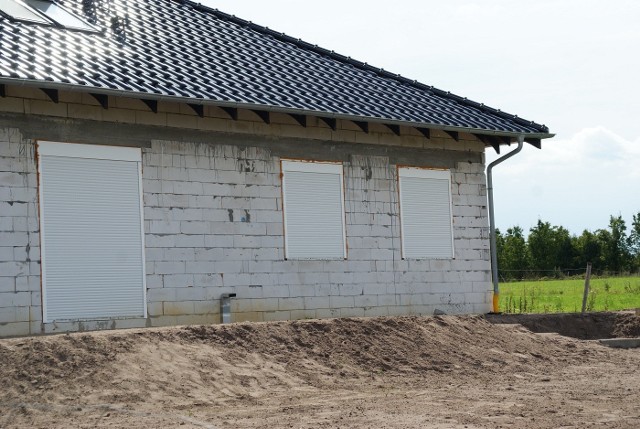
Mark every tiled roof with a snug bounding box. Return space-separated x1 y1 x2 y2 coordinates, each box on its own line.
0 0 552 140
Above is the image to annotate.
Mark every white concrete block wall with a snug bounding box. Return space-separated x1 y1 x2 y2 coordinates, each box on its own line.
0 129 42 337
140 140 491 325
0 88 492 337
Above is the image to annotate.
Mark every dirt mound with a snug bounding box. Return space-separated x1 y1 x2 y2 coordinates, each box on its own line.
486 311 640 340
1 314 639 428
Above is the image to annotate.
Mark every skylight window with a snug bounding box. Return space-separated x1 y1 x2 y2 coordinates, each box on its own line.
26 0 97 31
0 0 51 24
0 0 97 32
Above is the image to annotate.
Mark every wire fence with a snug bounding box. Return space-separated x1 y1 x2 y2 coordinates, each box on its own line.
498 267 640 283
499 268 640 314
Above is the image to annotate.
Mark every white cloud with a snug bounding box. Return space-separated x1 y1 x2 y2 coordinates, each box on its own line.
488 128 640 234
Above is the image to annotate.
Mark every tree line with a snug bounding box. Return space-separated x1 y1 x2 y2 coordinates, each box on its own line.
496 213 640 281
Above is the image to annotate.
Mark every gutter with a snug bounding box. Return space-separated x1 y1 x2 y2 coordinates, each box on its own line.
0 77 555 141
487 135 525 313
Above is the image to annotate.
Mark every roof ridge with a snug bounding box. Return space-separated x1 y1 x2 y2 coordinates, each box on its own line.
182 0 548 133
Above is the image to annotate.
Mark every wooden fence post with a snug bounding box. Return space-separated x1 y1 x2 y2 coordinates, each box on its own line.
581 263 593 314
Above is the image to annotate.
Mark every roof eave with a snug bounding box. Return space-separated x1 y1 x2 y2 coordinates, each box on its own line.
0 77 554 142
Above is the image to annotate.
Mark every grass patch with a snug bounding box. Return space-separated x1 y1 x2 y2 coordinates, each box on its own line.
500 276 640 314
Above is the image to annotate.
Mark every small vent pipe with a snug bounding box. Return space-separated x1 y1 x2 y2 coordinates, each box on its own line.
220 293 236 324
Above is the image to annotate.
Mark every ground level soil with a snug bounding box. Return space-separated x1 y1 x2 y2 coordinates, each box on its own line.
1 312 639 428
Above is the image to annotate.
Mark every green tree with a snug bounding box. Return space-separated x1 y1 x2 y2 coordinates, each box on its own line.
499 226 530 280
599 215 631 273
629 212 640 271
528 220 566 276
574 229 603 271
554 226 575 271
499 212 640 279
495 227 505 269
595 228 613 271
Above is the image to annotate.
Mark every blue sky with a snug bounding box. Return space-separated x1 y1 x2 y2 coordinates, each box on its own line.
201 0 640 235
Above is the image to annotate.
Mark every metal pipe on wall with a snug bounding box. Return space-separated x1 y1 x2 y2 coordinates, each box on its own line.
487 135 524 313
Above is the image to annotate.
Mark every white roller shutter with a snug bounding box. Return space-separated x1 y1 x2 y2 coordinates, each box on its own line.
38 142 146 322
399 168 454 259
282 160 346 259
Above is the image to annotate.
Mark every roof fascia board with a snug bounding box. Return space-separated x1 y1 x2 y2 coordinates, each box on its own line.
0 78 555 142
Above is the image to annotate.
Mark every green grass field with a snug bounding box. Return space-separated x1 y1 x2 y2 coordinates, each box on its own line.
499 276 640 314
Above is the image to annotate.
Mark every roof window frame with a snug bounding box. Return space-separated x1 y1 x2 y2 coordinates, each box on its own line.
0 0 53 25
0 0 100 33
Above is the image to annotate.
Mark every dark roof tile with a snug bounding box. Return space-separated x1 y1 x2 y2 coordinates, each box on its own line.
0 0 551 137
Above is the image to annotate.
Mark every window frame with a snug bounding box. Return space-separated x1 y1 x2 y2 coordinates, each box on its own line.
281 159 347 260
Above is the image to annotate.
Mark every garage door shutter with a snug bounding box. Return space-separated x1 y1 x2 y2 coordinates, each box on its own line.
398 167 454 259
38 142 146 322
281 160 346 259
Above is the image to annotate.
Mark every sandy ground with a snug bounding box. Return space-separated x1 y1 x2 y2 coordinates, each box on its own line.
1 313 639 428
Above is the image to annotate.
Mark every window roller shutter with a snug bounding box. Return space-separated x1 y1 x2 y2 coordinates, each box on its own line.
282 161 346 259
39 144 146 322
399 168 454 259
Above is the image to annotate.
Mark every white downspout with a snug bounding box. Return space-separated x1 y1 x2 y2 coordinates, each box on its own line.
487 135 525 313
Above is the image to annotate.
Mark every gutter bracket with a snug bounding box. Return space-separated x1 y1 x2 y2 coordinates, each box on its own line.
444 130 459 141
353 120 369 133
417 127 431 139
90 93 109 109
290 113 307 128
319 117 337 131
385 124 401 136
41 88 59 104
141 99 158 113
525 137 542 149
252 110 270 124
475 134 511 154
221 106 238 120
188 103 204 118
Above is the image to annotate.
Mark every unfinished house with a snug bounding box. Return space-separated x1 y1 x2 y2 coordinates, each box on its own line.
0 0 552 337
